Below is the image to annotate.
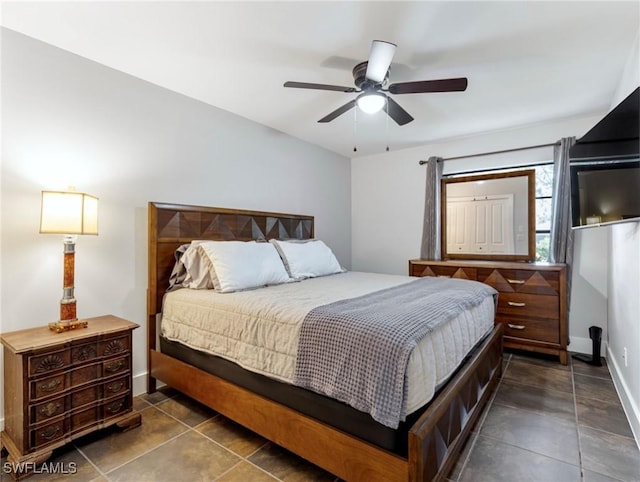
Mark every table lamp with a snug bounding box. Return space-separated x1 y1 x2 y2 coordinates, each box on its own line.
39 189 98 332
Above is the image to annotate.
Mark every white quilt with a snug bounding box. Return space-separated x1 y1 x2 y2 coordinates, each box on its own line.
161 271 495 415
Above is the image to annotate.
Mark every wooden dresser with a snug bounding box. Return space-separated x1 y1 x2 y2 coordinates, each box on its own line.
409 259 568 364
1 315 141 479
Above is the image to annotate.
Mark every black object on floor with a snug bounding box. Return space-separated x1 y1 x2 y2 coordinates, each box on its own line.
572 325 603 366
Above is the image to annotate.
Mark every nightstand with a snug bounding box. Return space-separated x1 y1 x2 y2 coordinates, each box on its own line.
0 315 141 480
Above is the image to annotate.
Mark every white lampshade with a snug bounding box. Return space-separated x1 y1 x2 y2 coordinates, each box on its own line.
40 191 99 235
356 92 386 114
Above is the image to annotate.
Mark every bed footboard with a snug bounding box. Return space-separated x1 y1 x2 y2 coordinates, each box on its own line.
408 323 503 481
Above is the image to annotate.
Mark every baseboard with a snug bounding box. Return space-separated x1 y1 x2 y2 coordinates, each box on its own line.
133 371 148 397
569 336 607 357
607 345 640 450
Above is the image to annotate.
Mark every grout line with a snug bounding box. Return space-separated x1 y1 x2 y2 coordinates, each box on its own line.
74 444 109 481
570 355 586 481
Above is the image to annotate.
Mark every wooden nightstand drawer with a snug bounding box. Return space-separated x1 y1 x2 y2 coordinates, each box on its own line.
104 376 129 396
30 419 65 449
103 356 129 376
99 335 130 357
29 349 71 376
30 362 101 401
103 395 130 419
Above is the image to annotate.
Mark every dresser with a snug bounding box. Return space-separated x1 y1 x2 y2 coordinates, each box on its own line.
409 259 568 364
0 315 141 479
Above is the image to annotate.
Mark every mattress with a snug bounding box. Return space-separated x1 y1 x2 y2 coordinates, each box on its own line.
161 271 495 418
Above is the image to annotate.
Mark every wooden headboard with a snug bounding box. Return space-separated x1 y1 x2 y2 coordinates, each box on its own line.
146 202 314 352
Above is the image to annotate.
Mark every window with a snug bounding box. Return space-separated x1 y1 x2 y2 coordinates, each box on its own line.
445 163 555 261
534 164 554 261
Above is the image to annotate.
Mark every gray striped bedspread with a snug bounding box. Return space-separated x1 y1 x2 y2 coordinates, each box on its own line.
294 276 497 428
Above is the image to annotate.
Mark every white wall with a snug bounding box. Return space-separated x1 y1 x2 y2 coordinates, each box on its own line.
607 27 640 445
0 29 351 424
607 222 640 444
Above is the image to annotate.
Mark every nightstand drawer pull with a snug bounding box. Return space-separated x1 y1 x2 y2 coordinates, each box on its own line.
40 379 62 393
507 278 525 285
105 401 124 414
40 426 60 440
107 381 124 393
105 360 125 373
39 402 61 418
508 323 526 330
507 301 526 307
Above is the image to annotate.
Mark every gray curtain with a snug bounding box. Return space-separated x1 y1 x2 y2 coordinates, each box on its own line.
420 156 444 260
549 137 576 306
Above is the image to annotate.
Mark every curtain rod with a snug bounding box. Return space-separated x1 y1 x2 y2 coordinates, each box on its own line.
418 141 560 165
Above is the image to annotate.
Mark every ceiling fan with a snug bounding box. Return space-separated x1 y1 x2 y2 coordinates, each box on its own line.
284 40 468 126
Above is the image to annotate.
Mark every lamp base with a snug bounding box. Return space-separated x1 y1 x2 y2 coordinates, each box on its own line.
48 319 89 333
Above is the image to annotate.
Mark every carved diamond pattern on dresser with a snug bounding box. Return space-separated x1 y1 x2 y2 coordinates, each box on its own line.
103 339 125 356
482 269 519 292
35 355 65 373
518 271 558 295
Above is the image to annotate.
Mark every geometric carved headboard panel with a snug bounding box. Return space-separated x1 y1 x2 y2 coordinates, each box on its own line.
147 202 314 351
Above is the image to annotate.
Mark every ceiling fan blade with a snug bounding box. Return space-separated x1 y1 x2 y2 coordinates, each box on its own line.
383 96 414 126
365 40 397 83
318 99 357 123
284 81 356 93
388 77 468 95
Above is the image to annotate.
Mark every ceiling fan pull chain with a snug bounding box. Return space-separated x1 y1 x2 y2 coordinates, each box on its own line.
353 105 358 152
385 96 390 152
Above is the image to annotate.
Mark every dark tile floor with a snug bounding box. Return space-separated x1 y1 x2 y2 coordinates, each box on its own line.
2 352 639 481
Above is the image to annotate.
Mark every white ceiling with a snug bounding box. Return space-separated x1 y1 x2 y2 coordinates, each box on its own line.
2 1 639 158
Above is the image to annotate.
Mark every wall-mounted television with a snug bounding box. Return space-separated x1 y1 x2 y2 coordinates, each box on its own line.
570 160 640 227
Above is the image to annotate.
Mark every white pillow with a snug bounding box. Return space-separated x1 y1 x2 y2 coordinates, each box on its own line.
270 239 343 280
196 240 291 293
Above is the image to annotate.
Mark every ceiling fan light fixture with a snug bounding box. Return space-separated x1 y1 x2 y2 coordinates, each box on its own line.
356 92 386 114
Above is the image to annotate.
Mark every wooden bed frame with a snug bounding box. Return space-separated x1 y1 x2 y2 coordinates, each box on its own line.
146 202 503 482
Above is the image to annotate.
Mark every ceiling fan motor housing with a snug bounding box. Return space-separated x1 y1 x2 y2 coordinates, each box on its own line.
352 61 388 90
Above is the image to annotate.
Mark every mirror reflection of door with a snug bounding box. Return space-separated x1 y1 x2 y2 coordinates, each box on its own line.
446 194 514 254
441 169 535 261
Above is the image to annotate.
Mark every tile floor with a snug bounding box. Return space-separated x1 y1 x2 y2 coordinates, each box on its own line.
2 351 639 481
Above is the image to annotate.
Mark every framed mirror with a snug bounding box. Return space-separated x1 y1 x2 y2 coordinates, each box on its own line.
441 169 536 261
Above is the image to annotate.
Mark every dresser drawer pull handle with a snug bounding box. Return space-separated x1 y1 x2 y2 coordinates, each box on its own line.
437 275 452 278
105 401 124 414
39 402 61 417
40 379 62 393
107 381 125 393
105 360 125 373
507 301 526 307
508 323 526 330
507 278 525 285
40 426 60 440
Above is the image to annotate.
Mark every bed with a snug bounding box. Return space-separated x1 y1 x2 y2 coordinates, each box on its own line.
146 202 503 482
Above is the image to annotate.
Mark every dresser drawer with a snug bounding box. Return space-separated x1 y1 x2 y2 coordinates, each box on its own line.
410 263 478 280
99 335 130 357
29 349 71 376
103 395 130 420
30 419 66 449
103 375 130 397
30 384 101 424
103 356 129 377
497 293 559 320
478 268 560 295
30 362 101 401
497 316 559 343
